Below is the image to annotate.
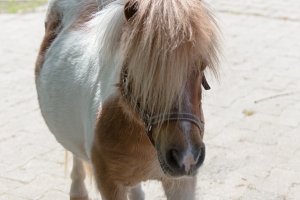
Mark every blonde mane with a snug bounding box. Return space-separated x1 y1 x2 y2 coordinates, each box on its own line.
120 0 221 117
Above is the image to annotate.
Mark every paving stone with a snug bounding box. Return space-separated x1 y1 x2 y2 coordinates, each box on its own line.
242 122 291 145
242 188 286 200
0 177 23 194
0 194 28 200
277 131 300 171
10 174 63 199
254 168 300 196
253 96 298 116
206 0 300 21
200 145 247 184
39 189 69 200
278 109 300 128
198 171 251 199
236 151 287 179
277 151 300 173
287 183 300 200
2 158 64 184
36 148 67 164
0 141 51 167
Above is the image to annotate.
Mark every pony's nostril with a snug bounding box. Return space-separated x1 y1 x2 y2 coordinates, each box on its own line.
195 143 206 168
165 143 205 175
166 148 182 169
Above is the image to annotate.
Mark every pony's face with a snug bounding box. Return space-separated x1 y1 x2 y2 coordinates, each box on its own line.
152 70 206 177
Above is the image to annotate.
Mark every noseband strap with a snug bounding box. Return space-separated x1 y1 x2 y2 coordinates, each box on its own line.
143 113 203 147
146 113 203 132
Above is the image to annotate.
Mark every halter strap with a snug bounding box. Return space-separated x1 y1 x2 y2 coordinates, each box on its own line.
146 113 203 132
121 66 204 147
144 113 203 147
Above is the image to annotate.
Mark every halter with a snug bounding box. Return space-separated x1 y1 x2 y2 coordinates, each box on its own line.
121 67 210 147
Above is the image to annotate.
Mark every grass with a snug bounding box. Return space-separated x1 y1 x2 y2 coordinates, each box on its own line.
0 0 47 14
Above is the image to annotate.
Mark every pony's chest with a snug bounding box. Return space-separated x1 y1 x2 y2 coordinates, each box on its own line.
94 128 163 183
109 144 163 185
92 95 165 183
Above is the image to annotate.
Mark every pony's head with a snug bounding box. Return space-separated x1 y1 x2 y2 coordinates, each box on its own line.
120 0 220 177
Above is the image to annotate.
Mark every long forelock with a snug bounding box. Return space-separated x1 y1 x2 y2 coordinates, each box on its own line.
120 0 221 120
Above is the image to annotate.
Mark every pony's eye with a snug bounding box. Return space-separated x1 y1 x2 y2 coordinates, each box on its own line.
202 75 210 90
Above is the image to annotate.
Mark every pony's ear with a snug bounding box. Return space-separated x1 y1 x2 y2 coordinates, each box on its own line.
202 75 211 90
124 1 138 21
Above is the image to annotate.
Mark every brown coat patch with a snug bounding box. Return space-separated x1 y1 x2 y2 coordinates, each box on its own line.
91 95 162 199
35 1 98 76
69 1 98 30
35 6 62 75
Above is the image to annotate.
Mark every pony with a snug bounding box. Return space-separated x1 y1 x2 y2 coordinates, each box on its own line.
35 0 221 199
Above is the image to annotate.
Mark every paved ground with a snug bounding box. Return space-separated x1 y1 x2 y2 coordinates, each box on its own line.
1 0 300 199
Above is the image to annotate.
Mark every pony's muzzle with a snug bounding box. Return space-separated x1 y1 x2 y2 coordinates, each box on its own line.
165 142 205 176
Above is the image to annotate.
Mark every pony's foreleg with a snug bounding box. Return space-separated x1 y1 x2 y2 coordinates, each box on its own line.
128 183 145 200
92 154 128 200
95 178 128 200
162 177 196 200
70 155 88 200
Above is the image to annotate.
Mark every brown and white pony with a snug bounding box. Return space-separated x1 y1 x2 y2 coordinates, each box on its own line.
35 0 221 199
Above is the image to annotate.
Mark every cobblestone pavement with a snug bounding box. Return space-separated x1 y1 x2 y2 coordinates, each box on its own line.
1 0 300 199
